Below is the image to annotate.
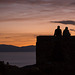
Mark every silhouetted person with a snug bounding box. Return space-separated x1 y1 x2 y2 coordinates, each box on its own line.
54 26 62 37
63 27 71 37
6 62 9 65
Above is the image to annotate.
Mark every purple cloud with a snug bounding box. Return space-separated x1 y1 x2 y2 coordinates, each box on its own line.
51 20 75 25
70 29 75 32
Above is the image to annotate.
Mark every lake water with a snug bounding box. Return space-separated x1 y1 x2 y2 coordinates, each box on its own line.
0 52 36 67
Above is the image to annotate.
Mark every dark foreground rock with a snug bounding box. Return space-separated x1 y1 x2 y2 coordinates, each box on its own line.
0 61 75 75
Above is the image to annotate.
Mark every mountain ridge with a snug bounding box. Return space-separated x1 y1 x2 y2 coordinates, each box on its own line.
0 44 36 52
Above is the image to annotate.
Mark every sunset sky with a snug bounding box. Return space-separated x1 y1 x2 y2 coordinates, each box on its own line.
0 0 75 47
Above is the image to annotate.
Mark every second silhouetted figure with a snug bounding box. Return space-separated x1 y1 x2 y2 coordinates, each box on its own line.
63 27 71 37
54 26 62 37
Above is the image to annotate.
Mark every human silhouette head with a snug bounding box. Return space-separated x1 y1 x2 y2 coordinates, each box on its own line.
57 26 60 29
63 27 71 37
65 27 68 30
54 26 62 36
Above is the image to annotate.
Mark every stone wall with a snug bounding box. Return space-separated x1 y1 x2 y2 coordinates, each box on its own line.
36 36 75 64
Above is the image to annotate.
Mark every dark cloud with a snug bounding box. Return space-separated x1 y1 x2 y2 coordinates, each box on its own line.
0 0 74 5
0 0 25 3
0 0 75 8
51 20 75 25
70 29 75 32
69 2 75 6
0 0 50 4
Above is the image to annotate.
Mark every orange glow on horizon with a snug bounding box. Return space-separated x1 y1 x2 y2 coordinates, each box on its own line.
0 1 75 47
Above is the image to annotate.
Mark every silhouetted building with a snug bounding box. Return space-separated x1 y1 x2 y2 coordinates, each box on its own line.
54 26 62 36
63 27 71 37
36 36 75 64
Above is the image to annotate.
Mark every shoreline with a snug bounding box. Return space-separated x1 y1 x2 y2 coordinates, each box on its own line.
0 61 75 75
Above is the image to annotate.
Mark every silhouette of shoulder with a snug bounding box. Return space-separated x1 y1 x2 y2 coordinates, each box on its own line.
54 26 62 36
63 27 71 37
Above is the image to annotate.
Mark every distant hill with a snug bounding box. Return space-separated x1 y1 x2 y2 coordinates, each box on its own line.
0 44 36 52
